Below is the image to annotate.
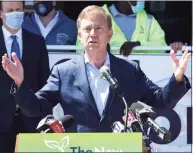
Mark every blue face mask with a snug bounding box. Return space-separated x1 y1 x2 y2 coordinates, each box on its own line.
129 1 145 14
2 11 24 29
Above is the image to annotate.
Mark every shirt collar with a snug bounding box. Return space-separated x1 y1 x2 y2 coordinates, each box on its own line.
34 11 59 27
84 52 110 69
2 25 22 41
109 4 120 17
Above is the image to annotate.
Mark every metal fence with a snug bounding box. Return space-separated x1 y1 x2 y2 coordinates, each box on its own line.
47 45 192 52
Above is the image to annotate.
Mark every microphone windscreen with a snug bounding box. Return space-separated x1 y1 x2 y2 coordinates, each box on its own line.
130 103 144 110
60 115 75 129
129 103 144 116
131 103 155 118
100 66 110 75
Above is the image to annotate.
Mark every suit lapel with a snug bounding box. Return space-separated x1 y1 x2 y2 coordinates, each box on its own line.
0 27 9 71
0 27 8 58
73 54 100 118
21 29 31 69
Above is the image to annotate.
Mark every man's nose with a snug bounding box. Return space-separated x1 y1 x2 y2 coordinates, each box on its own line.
90 29 97 37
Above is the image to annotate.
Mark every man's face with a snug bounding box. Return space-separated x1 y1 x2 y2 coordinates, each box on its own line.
0 1 23 20
34 1 56 6
33 1 56 17
78 13 112 53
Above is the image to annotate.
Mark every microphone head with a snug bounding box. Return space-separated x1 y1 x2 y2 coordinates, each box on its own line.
112 121 125 133
100 66 111 75
130 103 144 110
130 103 155 119
36 114 75 133
60 114 75 129
36 114 55 132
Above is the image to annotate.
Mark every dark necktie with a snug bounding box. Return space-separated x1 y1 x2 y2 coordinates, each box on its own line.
10 35 20 61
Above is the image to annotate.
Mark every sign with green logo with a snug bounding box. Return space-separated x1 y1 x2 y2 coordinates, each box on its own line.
17 133 142 152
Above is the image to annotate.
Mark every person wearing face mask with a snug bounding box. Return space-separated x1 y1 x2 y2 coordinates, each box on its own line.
98 1 168 55
22 1 77 52
0 1 50 152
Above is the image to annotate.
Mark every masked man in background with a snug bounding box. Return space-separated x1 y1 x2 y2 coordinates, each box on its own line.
23 0 77 52
0 1 50 152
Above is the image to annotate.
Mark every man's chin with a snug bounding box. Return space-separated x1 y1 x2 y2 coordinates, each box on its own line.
89 43 98 47
88 45 99 50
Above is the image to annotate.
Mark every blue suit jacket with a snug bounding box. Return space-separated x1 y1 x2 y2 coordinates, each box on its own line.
0 28 50 132
13 53 191 132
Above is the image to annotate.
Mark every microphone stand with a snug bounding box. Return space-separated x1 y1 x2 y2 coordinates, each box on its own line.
113 79 128 133
100 73 129 132
144 127 153 152
121 97 129 133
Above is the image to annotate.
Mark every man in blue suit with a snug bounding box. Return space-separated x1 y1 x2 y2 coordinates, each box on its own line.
0 1 50 152
2 5 191 133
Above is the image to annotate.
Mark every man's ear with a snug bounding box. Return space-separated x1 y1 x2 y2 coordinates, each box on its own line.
78 30 81 39
108 29 113 40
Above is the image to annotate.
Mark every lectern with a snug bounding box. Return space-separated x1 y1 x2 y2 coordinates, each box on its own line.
15 133 142 152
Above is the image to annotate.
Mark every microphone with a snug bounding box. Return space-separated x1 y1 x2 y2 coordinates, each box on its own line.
112 121 131 133
130 103 172 142
36 115 53 133
122 110 143 132
100 66 123 97
36 114 75 133
112 121 125 133
100 66 128 132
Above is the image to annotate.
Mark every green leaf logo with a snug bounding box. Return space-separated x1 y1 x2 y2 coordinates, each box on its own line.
44 136 69 152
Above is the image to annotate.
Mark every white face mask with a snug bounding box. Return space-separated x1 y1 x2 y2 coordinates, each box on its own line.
128 1 145 14
2 11 24 30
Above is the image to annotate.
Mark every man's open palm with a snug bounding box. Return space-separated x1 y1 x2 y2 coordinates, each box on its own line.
170 49 191 82
2 52 24 86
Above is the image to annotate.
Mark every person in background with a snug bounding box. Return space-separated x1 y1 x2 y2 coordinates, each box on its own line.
100 0 167 55
22 0 77 52
0 1 50 152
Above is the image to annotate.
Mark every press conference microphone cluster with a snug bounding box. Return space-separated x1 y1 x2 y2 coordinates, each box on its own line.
112 106 152 152
36 114 75 133
113 109 144 133
130 103 172 142
100 66 128 132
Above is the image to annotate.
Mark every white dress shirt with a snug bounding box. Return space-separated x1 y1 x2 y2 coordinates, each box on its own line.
85 53 110 116
2 26 23 60
35 11 59 38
